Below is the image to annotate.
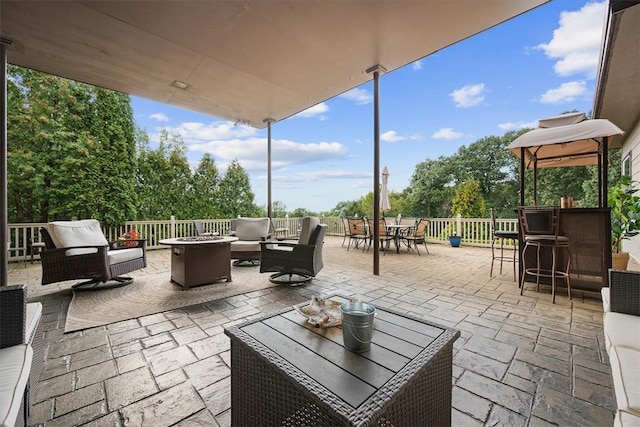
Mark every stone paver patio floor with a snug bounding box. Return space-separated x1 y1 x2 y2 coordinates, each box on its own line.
10 236 617 426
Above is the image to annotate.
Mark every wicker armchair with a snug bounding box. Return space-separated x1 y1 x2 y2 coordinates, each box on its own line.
259 217 328 284
39 219 147 290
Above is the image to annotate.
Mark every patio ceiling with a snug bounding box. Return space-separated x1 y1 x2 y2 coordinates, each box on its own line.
1 0 547 129
593 0 640 146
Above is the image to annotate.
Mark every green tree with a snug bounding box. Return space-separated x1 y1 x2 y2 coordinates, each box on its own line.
290 207 317 217
405 157 456 217
135 129 192 219
7 66 137 225
451 180 485 218
190 153 220 219
217 160 260 217
271 201 288 217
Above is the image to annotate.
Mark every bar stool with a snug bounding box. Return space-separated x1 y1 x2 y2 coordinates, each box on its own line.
490 208 518 281
518 206 571 303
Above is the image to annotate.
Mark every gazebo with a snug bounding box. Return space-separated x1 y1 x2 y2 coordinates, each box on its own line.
506 112 624 291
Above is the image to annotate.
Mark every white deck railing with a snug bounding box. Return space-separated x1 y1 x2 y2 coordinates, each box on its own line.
6 215 519 263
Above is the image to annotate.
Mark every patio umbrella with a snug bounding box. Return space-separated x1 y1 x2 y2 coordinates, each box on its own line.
380 166 391 214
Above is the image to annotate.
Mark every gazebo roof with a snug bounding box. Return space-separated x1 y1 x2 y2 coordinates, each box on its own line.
506 112 624 169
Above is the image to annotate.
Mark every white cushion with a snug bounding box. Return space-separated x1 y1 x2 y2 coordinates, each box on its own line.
602 287 611 313
48 219 108 248
615 410 640 427
609 346 640 420
235 218 270 241
604 313 640 352
108 247 143 265
26 302 42 344
0 344 33 427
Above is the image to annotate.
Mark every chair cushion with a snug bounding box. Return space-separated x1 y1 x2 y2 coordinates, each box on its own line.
602 287 611 313
298 217 320 245
0 344 33 427
603 313 640 351
108 248 144 265
524 234 569 243
231 240 261 252
609 346 640 419
235 218 270 241
26 302 42 344
48 219 108 249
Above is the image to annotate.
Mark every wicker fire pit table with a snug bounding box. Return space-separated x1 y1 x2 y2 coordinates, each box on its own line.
224 295 460 426
159 235 238 290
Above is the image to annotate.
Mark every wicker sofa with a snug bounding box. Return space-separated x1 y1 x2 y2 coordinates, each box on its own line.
0 285 43 427
601 269 640 427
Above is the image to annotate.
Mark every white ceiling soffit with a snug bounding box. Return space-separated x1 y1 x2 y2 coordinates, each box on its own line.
1 1 548 129
593 1 640 147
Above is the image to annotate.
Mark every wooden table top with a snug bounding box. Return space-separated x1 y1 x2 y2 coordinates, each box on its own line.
226 295 459 409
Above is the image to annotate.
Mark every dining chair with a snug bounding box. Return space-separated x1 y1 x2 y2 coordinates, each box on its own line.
366 217 394 254
346 217 368 252
400 218 429 255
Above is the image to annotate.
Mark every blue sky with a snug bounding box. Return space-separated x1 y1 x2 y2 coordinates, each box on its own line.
131 0 607 213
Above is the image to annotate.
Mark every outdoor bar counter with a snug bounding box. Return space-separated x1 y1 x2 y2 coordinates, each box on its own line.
521 207 611 294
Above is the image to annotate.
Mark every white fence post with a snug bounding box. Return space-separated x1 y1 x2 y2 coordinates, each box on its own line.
170 215 176 238
456 214 462 237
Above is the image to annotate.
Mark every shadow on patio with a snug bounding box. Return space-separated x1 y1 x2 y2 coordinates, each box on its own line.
10 236 614 426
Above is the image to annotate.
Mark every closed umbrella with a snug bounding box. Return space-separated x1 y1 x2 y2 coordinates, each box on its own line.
380 166 390 213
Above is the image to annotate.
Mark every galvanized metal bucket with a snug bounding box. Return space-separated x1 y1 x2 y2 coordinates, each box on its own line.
340 301 376 352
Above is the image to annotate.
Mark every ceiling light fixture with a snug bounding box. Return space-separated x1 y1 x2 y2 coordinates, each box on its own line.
170 80 190 90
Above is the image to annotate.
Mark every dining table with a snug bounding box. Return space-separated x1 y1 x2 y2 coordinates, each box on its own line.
385 224 414 254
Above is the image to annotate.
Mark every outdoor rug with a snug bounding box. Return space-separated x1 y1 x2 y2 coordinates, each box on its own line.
64 268 280 333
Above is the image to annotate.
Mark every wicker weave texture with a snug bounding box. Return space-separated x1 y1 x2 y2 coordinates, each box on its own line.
0 285 27 348
608 269 640 315
225 303 458 426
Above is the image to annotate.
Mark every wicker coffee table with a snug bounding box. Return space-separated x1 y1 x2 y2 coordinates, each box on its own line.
224 295 460 426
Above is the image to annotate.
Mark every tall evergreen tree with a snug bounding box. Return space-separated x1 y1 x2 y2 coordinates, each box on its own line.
135 129 192 220
7 66 137 225
190 153 220 219
217 160 259 218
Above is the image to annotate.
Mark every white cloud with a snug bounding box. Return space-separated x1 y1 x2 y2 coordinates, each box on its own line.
381 130 405 142
432 128 464 139
412 60 423 71
189 137 348 171
295 102 329 118
149 113 169 122
381 130 420 143
536 1 607 78
450 83 486 108
539 81 587 104
498 121 538 131
271 170 371 183
161 121 257 142
339 88 373 105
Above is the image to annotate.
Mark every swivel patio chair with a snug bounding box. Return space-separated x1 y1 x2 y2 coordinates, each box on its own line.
193 220 218 236
259 217 327 284
490 208 518 280
229 217 271 266
39 219 147 290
